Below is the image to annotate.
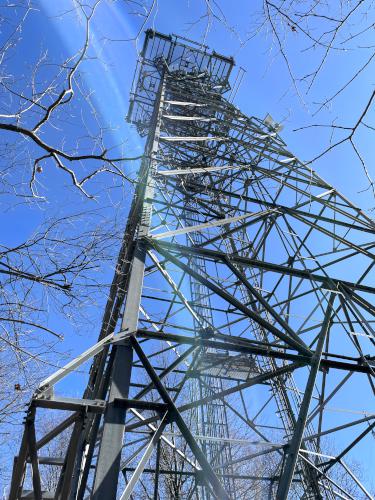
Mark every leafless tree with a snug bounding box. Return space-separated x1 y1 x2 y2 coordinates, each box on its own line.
1 0 374 494
0 211 122 487
190 0 375 199
0 0 145 200
0 0 158 489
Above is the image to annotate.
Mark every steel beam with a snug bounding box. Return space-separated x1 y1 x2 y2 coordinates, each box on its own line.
148 239 375 295
276 293 336 499
136 329 374 374
152 242 312 355
130 336 230 500
120 412 169 500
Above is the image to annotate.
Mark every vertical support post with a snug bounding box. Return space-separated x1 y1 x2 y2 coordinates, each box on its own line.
74 352 115 500
92 75 166 499
316 329 329 460
153 437 161 500
91 243 145 498
276 293 335 500
27 416 42 500
55 412 86 500
8 417 30 500
91 342 133 499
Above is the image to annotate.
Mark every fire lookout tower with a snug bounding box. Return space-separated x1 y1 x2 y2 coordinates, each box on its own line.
10 30 375 500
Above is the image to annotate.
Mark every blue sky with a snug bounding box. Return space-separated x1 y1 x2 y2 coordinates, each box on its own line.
19 0 373 344
48 1 374 196
1 0 374 492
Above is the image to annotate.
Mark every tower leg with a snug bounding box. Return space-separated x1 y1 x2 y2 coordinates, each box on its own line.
92 343 133 499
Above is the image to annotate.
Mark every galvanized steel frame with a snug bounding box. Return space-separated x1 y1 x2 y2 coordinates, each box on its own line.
10 30 375 500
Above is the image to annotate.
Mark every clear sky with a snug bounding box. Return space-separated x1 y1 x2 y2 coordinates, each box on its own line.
1 0 374 492
33 0 375 201
23 0 374 355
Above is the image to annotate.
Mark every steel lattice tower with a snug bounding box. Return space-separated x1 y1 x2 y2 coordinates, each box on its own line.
10 30 375 500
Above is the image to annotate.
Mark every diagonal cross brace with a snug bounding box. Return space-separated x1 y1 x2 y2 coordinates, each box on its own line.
150 239 312 356
120 412 170 500
223 256 311 354
130 335 231 500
